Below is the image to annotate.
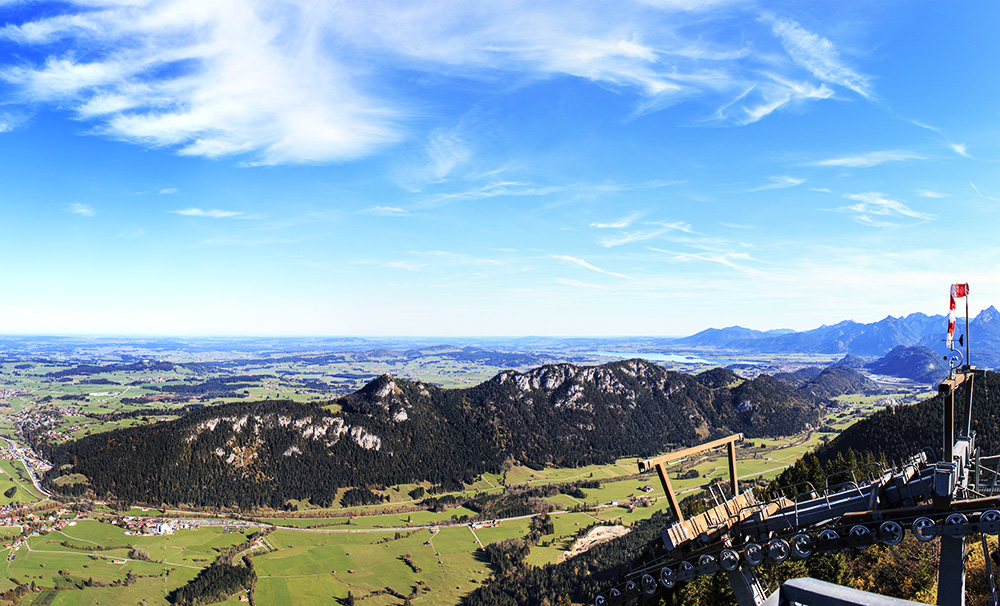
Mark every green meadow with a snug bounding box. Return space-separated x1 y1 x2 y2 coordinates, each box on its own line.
0 349 922 605
0 424 840 606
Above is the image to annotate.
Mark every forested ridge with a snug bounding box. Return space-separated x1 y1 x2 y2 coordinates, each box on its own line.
790 370 1000 472
465 372 1000 606
41 359 822 509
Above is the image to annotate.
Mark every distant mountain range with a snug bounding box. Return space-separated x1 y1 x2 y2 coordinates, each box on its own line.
674 306 1000 368
865 345 949 384
789 365 879 399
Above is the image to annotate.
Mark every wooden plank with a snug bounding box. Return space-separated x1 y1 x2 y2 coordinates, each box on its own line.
664 491 767 551
639 433 745 470
657 462 684 523
641 434 746 530
728 441 739 496
939 368 979 394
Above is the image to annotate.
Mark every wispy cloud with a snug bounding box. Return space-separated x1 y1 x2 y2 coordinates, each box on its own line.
0 111 26 133
358 206 407 216
749 175 805 191
590 213 642 229
765 16 872 99
649 246 762 275
0 0 885 167
159 187 178 195
413 250 503 266
949 143 969 157
838 192 934 226
117 227 145 239
169 208 244 218
198 234 312 247
0 2 400 165
385 261 419 272
597 220 694 247
395 126 474 191
910 119 939 133
555 278 606 289
418 182 564 207
810 150 925 168
64 202 95 216
551 255 634 279
705 75 834 126
359 250 504 273
971 182 1000 203
915 190 948 199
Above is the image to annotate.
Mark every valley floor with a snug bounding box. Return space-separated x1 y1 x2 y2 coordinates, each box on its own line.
0 399 887 606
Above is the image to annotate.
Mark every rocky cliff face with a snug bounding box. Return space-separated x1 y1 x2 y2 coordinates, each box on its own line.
44 359 822 508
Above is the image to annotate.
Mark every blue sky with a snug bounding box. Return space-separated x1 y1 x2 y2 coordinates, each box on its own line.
0 0 997 337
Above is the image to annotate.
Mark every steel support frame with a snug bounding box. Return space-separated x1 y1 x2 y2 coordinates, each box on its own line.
727 566 770 606
639 433 744 522
938 535 966 606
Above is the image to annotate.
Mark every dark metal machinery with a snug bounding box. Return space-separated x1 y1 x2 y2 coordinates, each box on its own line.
595 364 1000 606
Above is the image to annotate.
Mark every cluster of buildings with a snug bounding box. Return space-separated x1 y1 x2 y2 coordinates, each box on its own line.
0 389 31 400
11 405 81 427
118 517 197 535
611 495 652 512
10 406 85 446
0 443 52 479
2 509 79 549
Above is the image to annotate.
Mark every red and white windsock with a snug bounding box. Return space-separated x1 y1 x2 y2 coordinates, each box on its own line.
948 283 970 349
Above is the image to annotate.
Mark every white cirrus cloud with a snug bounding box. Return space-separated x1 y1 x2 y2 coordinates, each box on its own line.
590 212 642 229
949 143 969 157
971 182 1000 203
64 202 95 216
749 175 805 191
358 206 407 216
915 190 947 198
168 207 244 218
810 150 925 168
598 220 694 247
551 255 634 280
159 187 178 195
555 277 606 289
838 192 935 226
709 74 834 125
117 227 146 239
356 250 502 273
412 250 503 266
0 111 27 133
765 15 872 99
0 0 881 166
395 125 475 191
649 247 762 275
0 1 400 165
418 181 564 207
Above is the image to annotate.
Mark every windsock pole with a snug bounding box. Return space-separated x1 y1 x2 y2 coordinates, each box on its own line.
965 291 970 367
948 283 970 367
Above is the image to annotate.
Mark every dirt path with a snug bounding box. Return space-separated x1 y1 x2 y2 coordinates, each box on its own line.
560 525 631 562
